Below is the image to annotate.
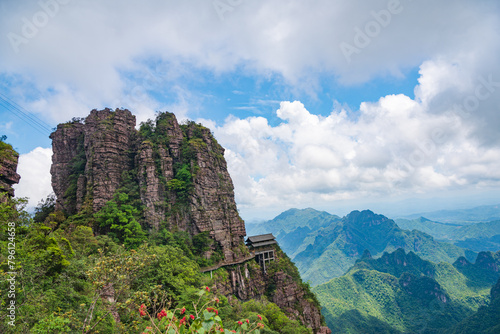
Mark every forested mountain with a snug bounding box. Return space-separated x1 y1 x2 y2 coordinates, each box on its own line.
396 217 500 252
313 249 500 333
0 109 331 334
251 208 476 286
447 277 500 334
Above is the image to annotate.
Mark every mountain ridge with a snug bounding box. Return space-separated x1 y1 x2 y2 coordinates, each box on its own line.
250 208 477 286
401 203 500 223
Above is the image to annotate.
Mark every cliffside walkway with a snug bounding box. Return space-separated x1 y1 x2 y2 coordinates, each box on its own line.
200 253 256 274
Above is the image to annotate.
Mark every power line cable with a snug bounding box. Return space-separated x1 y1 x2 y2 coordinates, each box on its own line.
0 93 52 131
0 94 52 135
0 99 49 135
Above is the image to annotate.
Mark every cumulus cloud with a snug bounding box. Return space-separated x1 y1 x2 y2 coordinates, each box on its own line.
1 0 499 217
213 58 500 217
1 0 499 122
13 147 53 209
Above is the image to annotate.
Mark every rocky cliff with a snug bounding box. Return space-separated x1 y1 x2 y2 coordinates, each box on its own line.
213 247 331 334
0 141 20 200
50 108 246 261
50 108 330 333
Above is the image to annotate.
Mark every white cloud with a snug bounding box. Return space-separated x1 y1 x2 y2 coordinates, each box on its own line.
213 59 500 217
13 147 53 209
1 0 499 218
1 0 499 122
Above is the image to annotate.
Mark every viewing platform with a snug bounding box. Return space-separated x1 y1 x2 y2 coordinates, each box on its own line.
200 233 278 274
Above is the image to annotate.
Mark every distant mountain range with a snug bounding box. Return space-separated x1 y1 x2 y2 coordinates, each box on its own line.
401 203 500 224
248 208 476 286
312 248 500 333
395 217 500 252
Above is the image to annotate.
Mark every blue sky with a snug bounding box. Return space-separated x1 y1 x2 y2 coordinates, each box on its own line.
1 0 500 220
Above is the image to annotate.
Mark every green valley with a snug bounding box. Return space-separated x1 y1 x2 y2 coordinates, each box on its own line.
313 249 500 333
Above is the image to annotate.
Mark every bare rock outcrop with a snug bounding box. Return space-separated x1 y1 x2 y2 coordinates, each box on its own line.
50 121 84 213
50 108 245 261
0 143 20 200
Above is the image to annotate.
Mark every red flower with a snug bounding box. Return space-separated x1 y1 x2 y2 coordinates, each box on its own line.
139 304 146 317
157 309 167 320
179 316 187 325
220 329 224 332
257 314 262 320
215 297 220 303
215 310 219 315
246 319 249 324
205 286 210 292
257 322 265 328
181 307 186 314
237 321 243 326
190 314 195 320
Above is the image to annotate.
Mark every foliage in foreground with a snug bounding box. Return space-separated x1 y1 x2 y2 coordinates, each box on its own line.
0 195 313 333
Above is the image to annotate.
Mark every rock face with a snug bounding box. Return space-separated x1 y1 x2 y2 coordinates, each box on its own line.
213 254 331 334
83 109 137 212
50 109 136 214
271 271 329 333
0 143 20 200
51 108 330 333
50 108 246 261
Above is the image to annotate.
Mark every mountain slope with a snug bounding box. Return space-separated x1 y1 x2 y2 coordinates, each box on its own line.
396 217 500 252
313 249 500 333
292 210 476 286
246 208 341 258
395 217 461 239
446 277 500 334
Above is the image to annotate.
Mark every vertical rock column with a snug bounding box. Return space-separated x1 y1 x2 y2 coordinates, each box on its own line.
50 122 84 213
84 109 136 212
136 141 175 229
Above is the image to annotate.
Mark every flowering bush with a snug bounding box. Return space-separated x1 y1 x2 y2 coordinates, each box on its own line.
139 287 264 334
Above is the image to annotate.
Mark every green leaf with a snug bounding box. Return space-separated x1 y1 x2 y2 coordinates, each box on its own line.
203 310 212 320
196 328 206 334
202 320 215 331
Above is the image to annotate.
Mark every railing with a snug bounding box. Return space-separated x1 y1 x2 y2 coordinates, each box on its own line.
199 252 256 273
